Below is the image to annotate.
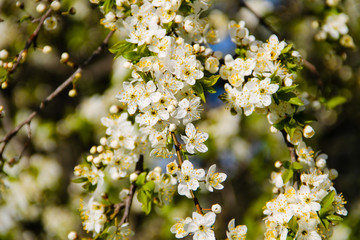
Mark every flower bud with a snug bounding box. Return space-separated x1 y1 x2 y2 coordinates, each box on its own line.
119 189 130 201
329 169 338 180
174 15 183 23
61 52 70 63
193 44 200 53
303 125 315 138
110 140 119 149
129 172 138 183
109 105 119 114
0 49 9 60
274 161 282 168
68 89 77 97
67 231 78 240
36 3 46 13
211 204 222 214
316 158 326 169
90 146 97 154
154 166 162 173
42 45 52 54
93 156 101 165
50 1 61 11
100 137 107 146
97 145 104 153
169 123 176 132
86 155 93 162
44 16 58 31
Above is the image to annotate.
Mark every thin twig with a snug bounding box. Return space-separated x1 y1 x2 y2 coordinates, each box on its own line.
0 30 115 160
9 8 53 74
171 132 204 215
118 155 144 226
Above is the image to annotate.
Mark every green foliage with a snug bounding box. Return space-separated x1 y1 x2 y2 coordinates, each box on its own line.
109 40 137 59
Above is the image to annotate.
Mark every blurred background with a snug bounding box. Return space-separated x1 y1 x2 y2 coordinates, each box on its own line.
0 0 359 239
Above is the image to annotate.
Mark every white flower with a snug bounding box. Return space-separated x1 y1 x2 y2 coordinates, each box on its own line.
171 217 192 238
322 13 349 39
226 219 247 240
180 123 208 154
244 77 279 107
211 204 222 214
185 212 216 240
177 160 205 198
297 185 321 213
205 164 227 192
296 218 321 240
80 198 107 235
172 97 202 124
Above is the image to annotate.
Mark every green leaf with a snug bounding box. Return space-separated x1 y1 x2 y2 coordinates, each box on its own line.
272 118 287 130
294 113 317 125
123 51 142 61
200 75 220 87
281 43 293 54
17 15 32 24
277 85 298 93
326 96 347 109
284 123 297 138
142 181 155 192
277 91 303 106
193 81 206 103
292 162 303 170
288 215 299 233
320 218 330 230
282 161 291 169
109 40 136 59
135 172 147 186
282 169 294 183
137 181 155 215
319 190 335 217
72 177 88 183
326 214 343 222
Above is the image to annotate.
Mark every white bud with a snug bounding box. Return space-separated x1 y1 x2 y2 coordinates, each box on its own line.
200 46 205 53
169 123 176 132
86 155 93 162
129 173 138 183
90 146 97 154
272 187 280 194
154 166 162 173
67 231 78 240
274 161 282 168
270 126 279 133
50 1 61 11
42 45 52 54
204 48 213 56
329 169 338 180
167 104 176 113
97 145 104 153
110 140 119 149
0 49 9 59
93 157 101 165
284 78 293 87
105 12 116 22
61 52 70 62
205 56 219 74
68 89 77 97
119 189 130 201
303 125 315 138
316 158 326 169
211 204 222 214
109 105 119 114
184 19 195 33
36 3 46 13
176 37 184 45
100 137 107 146
174 15 183 23
213 51 223 59
193 44 200 53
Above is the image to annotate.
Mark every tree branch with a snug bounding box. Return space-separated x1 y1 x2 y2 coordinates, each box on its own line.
118 155 144 226
9 8 53 74
0 30 115 161
171 132 203 215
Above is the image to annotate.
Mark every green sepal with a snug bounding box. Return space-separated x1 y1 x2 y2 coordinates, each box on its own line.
282 169 294 184
278 85 299 93
272 118 287 131
200 75 220 87
282 161 291 169
276 91 304 106
193 81 206 103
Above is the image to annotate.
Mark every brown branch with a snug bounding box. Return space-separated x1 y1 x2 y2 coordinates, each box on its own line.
240 1 321 78
171 132 203 215
118 155 144 226
281 129 300 189
0 30 115 161
9 8 53 74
